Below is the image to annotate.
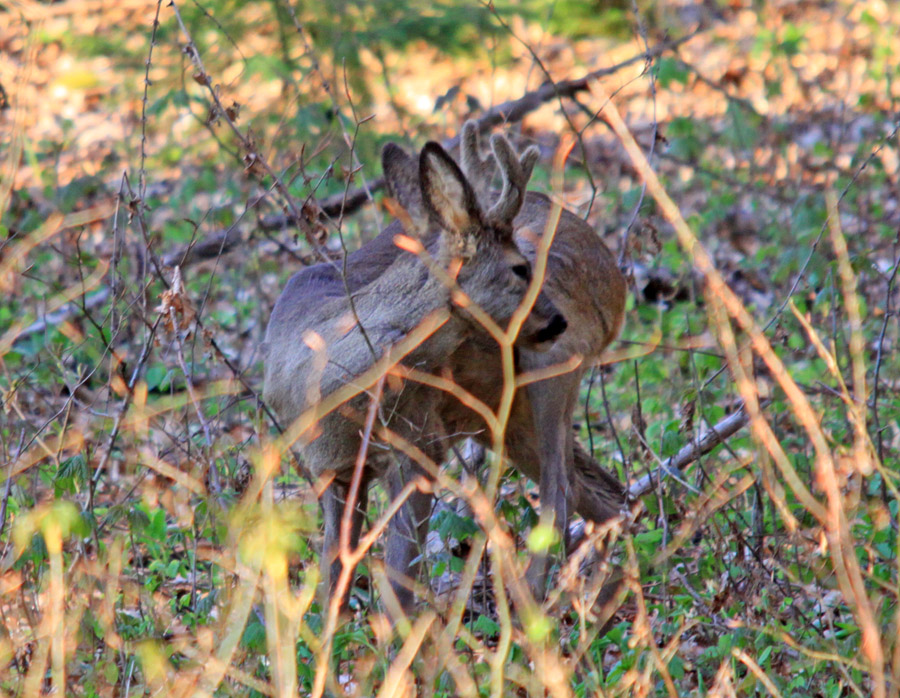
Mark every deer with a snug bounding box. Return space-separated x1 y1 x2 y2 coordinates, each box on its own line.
263 136 570 612
300 123 627 600
265 122 627 612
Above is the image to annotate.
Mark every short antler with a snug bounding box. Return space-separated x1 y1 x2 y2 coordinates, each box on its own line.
460 121 540 225
486 134 540 229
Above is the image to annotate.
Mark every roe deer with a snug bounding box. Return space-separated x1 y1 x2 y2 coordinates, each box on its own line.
273 122 627 606
263 138 567 612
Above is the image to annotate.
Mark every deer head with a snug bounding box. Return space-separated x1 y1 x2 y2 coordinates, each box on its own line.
382 139 566 349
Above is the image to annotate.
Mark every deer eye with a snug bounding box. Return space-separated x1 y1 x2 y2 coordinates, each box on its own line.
512 263 530 281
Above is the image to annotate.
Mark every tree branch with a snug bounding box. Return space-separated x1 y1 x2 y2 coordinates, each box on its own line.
162 28 700 267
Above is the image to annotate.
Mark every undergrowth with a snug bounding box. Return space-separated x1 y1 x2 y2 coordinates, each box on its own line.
1 0 898 695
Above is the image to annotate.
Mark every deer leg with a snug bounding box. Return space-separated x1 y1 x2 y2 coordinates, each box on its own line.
321 474 369 613
504 376 622 510
384 462 435 615
524 370 582 599
380 393 449 615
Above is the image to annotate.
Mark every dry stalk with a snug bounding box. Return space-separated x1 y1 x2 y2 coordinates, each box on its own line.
593 80 888 698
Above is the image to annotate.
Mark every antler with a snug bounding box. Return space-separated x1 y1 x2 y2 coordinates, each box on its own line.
458 120 539 230
485 133 539 229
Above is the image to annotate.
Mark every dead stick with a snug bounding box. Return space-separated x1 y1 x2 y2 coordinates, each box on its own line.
628 407 752 499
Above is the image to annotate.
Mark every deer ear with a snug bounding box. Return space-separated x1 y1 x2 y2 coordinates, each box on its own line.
418 142 482 248
382 143 427 224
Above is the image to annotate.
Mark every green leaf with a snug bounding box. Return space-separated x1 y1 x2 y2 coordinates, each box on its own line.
103 657 119 684
656 57 689 88
472 614 500 637
725 101 761 151
241 618 267 652
147 509 167 541
145 364 171 392
166 559 181 578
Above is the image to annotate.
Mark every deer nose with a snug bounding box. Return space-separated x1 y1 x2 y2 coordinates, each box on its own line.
534 313 567 344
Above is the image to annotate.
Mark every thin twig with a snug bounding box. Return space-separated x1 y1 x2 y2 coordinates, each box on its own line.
168 0 329 262
871 249 899 470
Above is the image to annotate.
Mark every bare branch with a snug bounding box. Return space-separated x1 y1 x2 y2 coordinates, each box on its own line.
160 29 700 267
628 407 751 499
